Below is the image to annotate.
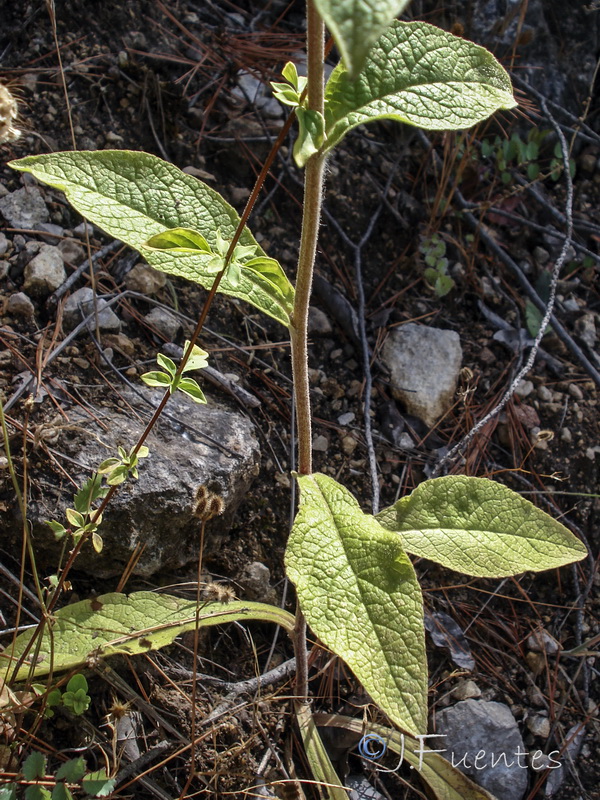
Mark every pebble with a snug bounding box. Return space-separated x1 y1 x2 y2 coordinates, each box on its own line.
452 679 481 700
125 263 167 295
312 434 329 452
102 332 136 357
144 307 182 342
72 222 94 238
527 628 561 655
574 313 597 347
514 379 534 398
568 383 584 401
0 260 9 280
560 427 572 443
341 434 357 456
308 306 332 335
239 561 276 603
337 412 355 426
532 246 550 265
58 237 86 264
22 245 66 296
330 348 343 360
63 287 122 332
0 232 8 256
526 714 551 739
6 292 35 318
537 385 553 402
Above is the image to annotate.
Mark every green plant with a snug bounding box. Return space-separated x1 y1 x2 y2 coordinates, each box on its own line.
481 128 576 183
0 750 115 800
3 1 587 797
419 233 455 296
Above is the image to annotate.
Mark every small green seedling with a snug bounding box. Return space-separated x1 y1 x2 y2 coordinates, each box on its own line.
141 340 209 403
61 674 91 716
419 233 455 297
47 474 108 554
97 445 149 487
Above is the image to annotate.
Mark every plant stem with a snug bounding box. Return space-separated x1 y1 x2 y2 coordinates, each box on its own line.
290 0 325 477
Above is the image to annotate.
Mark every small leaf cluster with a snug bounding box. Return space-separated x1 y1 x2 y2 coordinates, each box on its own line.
97 445 149 486
141 340 209 404
31 674 91 719
419 234 455 297
481 129 575 183
46 475 108 555
0 750 114 800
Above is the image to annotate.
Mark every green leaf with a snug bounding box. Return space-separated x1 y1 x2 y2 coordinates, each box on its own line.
55 757 87 783
97 457 120 474
144 226 211 253
285 473 427 736
46 520 67 541
323 20 517 153
313 0 412 79
293 108 326 168
81 771 116 798
295 704 348 800
66 674 88 694
73 474 104 514
52 784 73 800
25 787 51 800
282 61 305 91
377 476 588 578
270 82 301 107
9 151 294 326
105 465 129 486
156 353 177 376
243 257 295 309
0 784 17 800
65 509 85 529
22 751 47 781
181 341 209 372
176 377 207 404
1 592 295 680
141 371 172 388
91 532 103 554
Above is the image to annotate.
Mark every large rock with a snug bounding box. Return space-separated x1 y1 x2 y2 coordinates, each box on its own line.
18 388 260 577
381 324 462 427
432 699 528 800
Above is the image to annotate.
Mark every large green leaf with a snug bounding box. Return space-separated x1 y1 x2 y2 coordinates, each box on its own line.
1 592 295 681
323 20 517 153
285 473 427 736
8 151 294 326
314 0 412 79
377 476 588 578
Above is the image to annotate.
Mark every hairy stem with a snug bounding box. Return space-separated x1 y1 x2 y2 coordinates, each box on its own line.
290 0 325 477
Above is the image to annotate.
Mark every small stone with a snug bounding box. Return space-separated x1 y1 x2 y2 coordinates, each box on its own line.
6 292 35 318
105 130 124 143
0 186 49 228
341 434 357 456
537 385 553 402
0 260 10 280
337 412 355 426
125 263 167 295
568 383 584 401
527 685 546 707
0 232 8 256
144 307 182 342
514 379 534 398
312 434 329 452
58 237 85 265
452 680 481 700
102 332 136 358
398 432 414 449
72 222 94 238
63 287 122 332
239 561 276 603
479 347 495 365
574 314 597 348
229 186 250 205
532 246 550 265
308 306 332 335
527 628 561 655
72 357 90 370
330 348 343 360
22 245 66 296
35 222 64 243
579 152 597 173
560 427 572 443
526 714 551 739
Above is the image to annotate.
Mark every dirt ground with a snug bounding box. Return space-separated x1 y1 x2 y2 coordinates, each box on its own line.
0 1 599 798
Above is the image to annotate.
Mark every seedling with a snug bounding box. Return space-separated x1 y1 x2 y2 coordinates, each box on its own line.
419 233 455 297
3 1 587 797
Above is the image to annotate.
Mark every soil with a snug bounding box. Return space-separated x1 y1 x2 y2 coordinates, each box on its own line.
0 1 599 798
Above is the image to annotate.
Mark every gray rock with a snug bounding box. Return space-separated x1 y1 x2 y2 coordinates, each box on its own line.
308 306 332 335
22 245 66 296
574 313 597 348
58 237 86 265
0 186 49 228
125 263 167 295
6 292 35 318
19 388 260 577
144 307 182 342
527 628 561 655
0 232 8 256
381 324 462 427
231 70 284 118
433 699 528 800
63 287 122 332
312 434 329 452
239 561 276 603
